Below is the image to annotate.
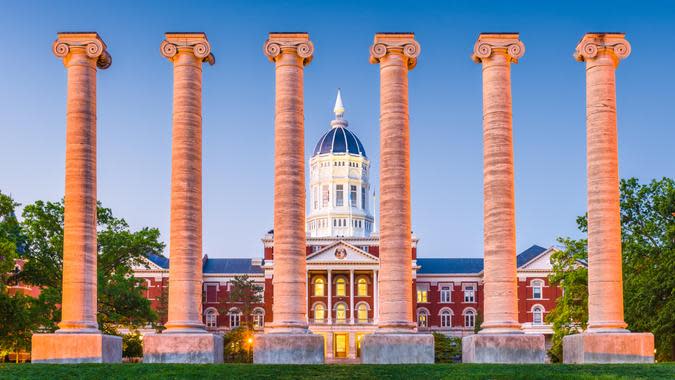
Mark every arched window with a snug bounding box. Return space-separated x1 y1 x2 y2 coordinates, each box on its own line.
532 280 544 300
252 308 265 329
205 308 218 329
336 277 347 297
463 309 476 328
417 308 429 328
440 309 452 328
357 278 368 296
336 303 347 323
533 305 544 325
357 303 368 323
314 277 325 297
314 303 325 322
228 308 241 328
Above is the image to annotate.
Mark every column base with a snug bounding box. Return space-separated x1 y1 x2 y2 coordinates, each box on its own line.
31 333 122 363
253 333 324 364
462 334 546 363
143 333 224 363
563 332 654 364
360 333 434 364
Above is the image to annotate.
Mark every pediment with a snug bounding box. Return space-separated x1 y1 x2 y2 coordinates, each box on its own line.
307 241 379 264
520 247 556 270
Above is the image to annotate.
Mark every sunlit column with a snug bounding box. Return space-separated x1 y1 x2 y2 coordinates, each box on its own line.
160 33 215 333
349 270 355 324
574 33 631 332
52 32 111 333
471 33 525 334
369 33 420 333
327 269 332 324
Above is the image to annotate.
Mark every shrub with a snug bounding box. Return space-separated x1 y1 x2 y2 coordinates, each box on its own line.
122 332 143 358
433 333 462 363
223 327 253 363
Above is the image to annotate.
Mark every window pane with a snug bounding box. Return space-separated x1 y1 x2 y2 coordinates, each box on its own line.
362 187 367 210
322 185 329 207
336 279 346 296
358 279 367 296
350 185 357 206
336 185 344 206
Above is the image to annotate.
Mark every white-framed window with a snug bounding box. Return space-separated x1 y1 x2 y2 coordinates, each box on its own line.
357 277 368 297
440 308 452 328
205 283 218 303
335 184 344 206
361 187 367 210
532 305 544 325
350 185 357 206
463 284 476 303
440 286 452 303
322 185 329 207
335 303 347 323
228 308 241 328
314 277 325 297
252 308 265 329
417 308 429 328
314 303 326 322
532 280 544 300
205 308 218 329
463 308 476 328
336 277 347 297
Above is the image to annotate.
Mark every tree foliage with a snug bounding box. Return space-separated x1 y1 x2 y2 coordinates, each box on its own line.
225 275 263 329
222 327 253 363
548 178 674 362
433 333 462 363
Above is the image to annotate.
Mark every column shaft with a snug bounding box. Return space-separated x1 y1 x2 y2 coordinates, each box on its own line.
59 51 100 333
327 269 332 323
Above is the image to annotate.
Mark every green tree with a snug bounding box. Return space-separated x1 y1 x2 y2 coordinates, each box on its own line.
226 275 263 329
547 178 674 362
18 199 166 334
433 333 461 363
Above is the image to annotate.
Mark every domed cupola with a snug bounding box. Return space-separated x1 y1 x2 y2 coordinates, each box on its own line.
307 90 374 238
312 90 367 158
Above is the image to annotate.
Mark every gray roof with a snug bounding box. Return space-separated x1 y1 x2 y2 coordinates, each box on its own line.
417 245 548 275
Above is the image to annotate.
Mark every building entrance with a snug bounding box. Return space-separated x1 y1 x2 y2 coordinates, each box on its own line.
334 333 348 358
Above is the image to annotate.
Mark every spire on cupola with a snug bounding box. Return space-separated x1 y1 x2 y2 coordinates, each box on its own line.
331 89 348 128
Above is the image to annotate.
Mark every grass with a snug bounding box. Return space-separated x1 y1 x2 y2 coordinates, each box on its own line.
0 363 673 380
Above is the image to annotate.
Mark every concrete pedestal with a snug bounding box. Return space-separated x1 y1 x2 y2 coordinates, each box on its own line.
32 333 122 363
462 334 545 363
360 334 434 364
143 333 223 363
563 332 654 363
253 333 324 364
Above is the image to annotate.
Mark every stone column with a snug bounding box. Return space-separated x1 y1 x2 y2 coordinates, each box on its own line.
563 33 654 364
373 269 379 323
143 33 222 364
349 270 355 324
361 33 433 364
327 269 333 324
32 32 121 364
254 33 323 364
462 33 545 364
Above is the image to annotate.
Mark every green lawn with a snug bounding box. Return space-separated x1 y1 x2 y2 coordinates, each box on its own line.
0 363 673 379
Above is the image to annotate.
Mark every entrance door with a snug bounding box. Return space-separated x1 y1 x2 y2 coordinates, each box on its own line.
356 333 365 358
334 333 348 358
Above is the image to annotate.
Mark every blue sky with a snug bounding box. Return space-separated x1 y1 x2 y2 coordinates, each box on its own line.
1 1 673 258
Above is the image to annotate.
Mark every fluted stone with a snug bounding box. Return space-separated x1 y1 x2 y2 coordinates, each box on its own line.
32 32 120 364
563 32 653 364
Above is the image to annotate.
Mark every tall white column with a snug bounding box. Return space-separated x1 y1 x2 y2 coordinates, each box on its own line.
327 269 332 324
349 270 355 324
373 270 379 323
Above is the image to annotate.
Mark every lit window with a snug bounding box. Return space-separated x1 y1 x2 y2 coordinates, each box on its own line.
357 278 368 297
464 285 475 303
417 310 428 328
252 309 264 329
464 309 476 328
357 303 368 323
336 278 346 297
336 185 344 206
314 278 325 297
440 309 452 328
336 303 347 323
350 185 357 206
314 303 325 322
440 286 451 303
533 306 544 325
205 309 218 329
229 309 241 328
532 280 543 300
417 289 428 303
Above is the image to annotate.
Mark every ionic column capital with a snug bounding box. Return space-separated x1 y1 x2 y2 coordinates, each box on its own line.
263 32 314 66
160 32 215 65
53 32 112 69
369 33 420 70
472 33 524 64
574 33 630 67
